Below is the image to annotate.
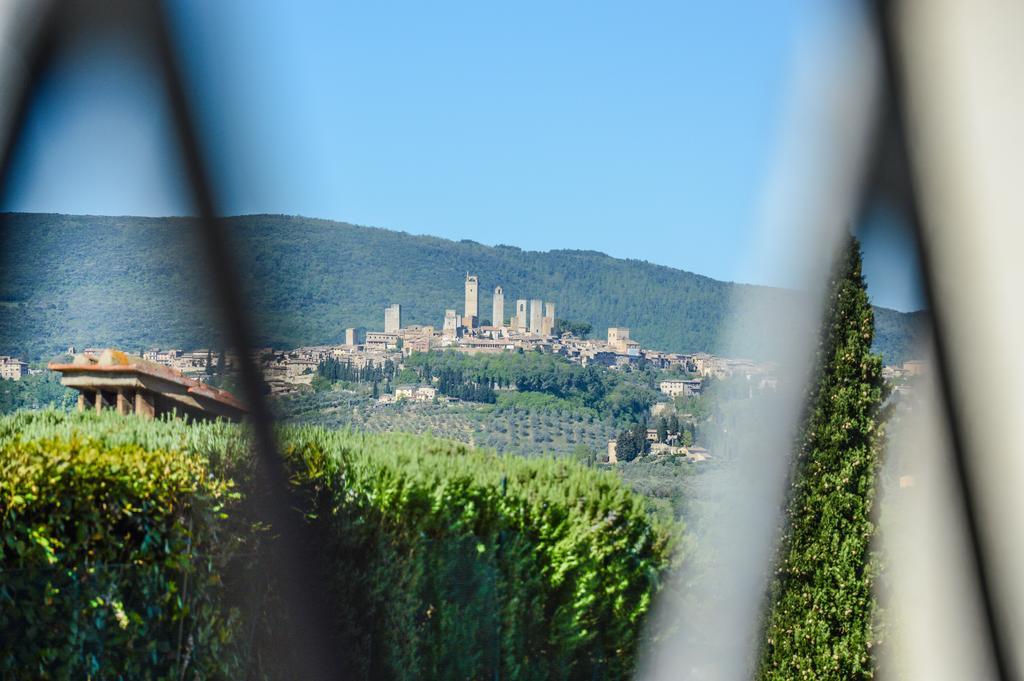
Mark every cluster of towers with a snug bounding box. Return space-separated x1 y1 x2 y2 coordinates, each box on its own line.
462 274 555 336
381 274 557 340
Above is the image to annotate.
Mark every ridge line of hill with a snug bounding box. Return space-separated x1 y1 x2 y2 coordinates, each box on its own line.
0 212 925 362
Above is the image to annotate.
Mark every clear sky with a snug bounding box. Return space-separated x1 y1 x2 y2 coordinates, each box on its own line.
2 1 924 311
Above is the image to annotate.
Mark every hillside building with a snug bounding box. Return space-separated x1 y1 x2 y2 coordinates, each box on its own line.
48 349 246 422
345 327 366 346
384 303 402 334
608 327 630 352
365 332 400 350
464 274 479 329
607 440 618 464
0 356 28 381
394 384 438 402
492 286 505 328
659 378 703 398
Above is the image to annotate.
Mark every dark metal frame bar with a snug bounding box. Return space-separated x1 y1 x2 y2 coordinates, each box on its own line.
870 2 1014 679
0 2 337 677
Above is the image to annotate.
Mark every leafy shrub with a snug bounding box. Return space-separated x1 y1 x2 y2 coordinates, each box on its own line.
284 428 676 679
0 372 76 415
0 412 249 679
0 411 676 679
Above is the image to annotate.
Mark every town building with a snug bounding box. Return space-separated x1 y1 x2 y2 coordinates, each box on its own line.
692 352 728 379
607 327 634 354
456 338 509 354
464 274 479 329
48 349 246 422
492 286 505 328
364 332 400 350
394 384 438 402
0 356 28 381
345 327 366 346
659 378 703 398
384 303 402 334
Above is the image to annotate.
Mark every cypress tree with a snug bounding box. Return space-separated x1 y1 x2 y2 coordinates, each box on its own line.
759 235 887 680
656 417 669 443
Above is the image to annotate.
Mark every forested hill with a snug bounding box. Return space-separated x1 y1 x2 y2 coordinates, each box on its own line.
0 213 925 362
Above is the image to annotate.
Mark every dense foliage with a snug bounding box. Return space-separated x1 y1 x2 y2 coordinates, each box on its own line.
0 213 924 362
0 412 249 679
286 427 676 678
758 237 887 679
615 423 651 463
552 319 593 339
403 350 658 423
316 357 397 385
0 411 675 679
0 373 75 414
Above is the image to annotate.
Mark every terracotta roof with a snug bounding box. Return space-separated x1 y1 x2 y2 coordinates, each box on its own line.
48 348 247 412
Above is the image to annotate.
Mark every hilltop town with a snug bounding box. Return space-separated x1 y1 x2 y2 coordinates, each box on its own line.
21 270 930 406
5 272 927 467
119 273 776 395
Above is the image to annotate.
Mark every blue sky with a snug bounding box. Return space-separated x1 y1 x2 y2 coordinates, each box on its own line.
2 1 924 311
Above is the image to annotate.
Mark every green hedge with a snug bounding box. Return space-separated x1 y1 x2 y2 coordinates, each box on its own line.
0 411 676 679
0 413 249 679
285 427 673 678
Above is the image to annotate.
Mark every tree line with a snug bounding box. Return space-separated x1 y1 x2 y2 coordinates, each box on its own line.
316 357 397 385
404 350 659 423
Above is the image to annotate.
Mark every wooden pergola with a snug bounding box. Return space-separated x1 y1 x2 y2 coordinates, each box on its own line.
48 349 247 423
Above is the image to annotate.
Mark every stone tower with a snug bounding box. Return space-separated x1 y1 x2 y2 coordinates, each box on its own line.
464 274 479 329
607 327 630 352
529 299 543 334
384 303 401 333
492 286 505 328
542 302 556 336
515 299 528 332
443 309 461 339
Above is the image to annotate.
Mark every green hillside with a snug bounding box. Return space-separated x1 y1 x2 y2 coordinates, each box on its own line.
0 213 925 361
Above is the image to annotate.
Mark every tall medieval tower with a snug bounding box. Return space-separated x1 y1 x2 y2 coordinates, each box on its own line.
464 274 479 329
492 286 505 327
529 299 543 334
515 300 528 332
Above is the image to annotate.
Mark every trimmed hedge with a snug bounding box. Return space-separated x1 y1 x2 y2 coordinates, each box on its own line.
0 414 248 679
0 411 675 679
